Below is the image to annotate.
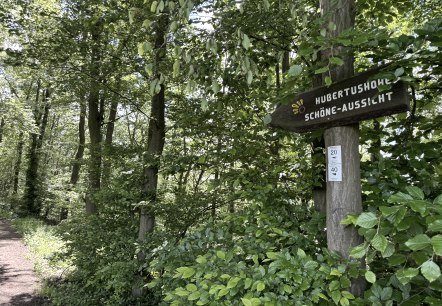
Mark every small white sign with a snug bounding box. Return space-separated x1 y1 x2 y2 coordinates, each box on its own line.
327 145 342 182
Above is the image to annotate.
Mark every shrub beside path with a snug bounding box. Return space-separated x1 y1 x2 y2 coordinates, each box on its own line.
0 219 45 306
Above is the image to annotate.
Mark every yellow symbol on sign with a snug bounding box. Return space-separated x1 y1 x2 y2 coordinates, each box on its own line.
292 99 306 115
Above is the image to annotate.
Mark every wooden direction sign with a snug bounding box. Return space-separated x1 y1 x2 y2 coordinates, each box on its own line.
270 68 410 133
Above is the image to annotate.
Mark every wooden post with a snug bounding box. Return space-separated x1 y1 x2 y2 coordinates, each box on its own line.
320 0 366 296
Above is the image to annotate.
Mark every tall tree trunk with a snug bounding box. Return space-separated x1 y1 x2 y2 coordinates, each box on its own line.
138 15 168 243
13 132 24 195
101 95 119 188
0 117 4 144
70 101 87 186
60 101 86 221
23 88 51 215
85 22 102 215
320 0 365 296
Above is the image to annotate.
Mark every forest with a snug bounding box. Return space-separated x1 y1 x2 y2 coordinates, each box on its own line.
0 0 441 305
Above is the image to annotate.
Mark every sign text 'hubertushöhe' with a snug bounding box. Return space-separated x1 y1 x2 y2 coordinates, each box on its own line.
270 68 410 133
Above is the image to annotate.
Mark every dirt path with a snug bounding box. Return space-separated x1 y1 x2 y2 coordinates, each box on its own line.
0 219 46 306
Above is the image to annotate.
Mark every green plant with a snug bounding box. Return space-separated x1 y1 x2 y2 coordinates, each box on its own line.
344 186 442 305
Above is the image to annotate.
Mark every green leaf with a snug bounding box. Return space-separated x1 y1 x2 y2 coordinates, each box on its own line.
157 0 164 13
421 261 441 282
218 287 229 297
340 297 350 306
329 57 344 66
408 200 427 215
405 234 431 251
371 234 388 253
429 220 442 231
176 267 195 279
216 250 226 260
434 194 442 205
396 268 419 285
128 8 137 24
175 287 189 297
288 65 303 77
242 34 250 50
431 235 442 256
241 298 252 306
314 66 329 74
350 243 367 259
406 186 424 199
211 81 220 94
325 76 332 86
150 1 158 13
173 60 180 78
356 212 378 228
380 287 393 301
186 284 198 292
382 242 395 258
394 67 405 77
263 114 272 125
388 192 413 203
247 70 253 85
227 277 241 289
365 271 376 283
188 291 201 301
320 28 327 37
256 281 265 292
341 214 358 225
328 21 336 31
330 290 341 304
196 255 207 264
341 291 354 300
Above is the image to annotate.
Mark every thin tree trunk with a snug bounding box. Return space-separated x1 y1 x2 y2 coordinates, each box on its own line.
13 132 24 195
0 117 4 144
85 22 102 215
101 95 118 187
320 0 365 296
60 101 86 221
138 15 168 242
70 101 86 185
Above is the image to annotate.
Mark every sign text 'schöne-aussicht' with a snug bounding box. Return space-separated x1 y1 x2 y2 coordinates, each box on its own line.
270 68 409 133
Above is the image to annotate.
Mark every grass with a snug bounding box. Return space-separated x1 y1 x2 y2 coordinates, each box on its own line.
12 217 72 279
0 205 72 281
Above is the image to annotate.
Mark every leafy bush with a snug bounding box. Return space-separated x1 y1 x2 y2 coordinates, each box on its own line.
345 187 442 305
142 203 368 305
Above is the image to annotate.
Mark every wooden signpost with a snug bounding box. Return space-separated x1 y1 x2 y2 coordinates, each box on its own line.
269 67 409 296
270 68 410 133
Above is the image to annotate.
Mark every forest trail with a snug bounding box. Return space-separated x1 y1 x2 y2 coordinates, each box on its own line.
0 219 45 306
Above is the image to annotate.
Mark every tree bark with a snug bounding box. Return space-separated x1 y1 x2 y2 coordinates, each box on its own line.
60 101 86 221
320 0 365 296
13 132 24 195
70 101 86 186
23 87 50 215
85 22 102 215
0 117 4 144
101 95 118 188
138 15 168 242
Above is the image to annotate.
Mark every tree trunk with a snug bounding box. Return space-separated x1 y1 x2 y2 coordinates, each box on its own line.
23 87 51 215
13 132 24 195
101 95 118 188
70 101 86 186
320 0 365 296
85 22 102 215
60 101 86 221
0 117 4 144
138 15 168 242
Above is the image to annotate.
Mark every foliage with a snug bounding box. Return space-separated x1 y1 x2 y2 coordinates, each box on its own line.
141 203 365 305
344 187 442 305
